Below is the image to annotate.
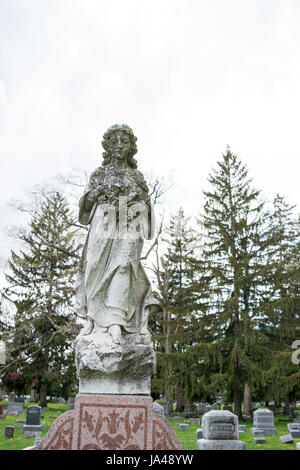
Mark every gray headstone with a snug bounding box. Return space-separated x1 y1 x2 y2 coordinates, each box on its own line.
153 401 164 417
202 410 238 440
197 403 207 415
7 402 23 416
190 418 200 425
197 410 246 450
173 416 181 421
253 437 267 444
252 408 277 435
296 442 300 450
5 426 14 438
183 403 198 418
179 423 189 431
239 425 247 432
196 428 202 439
287 423 300 432
280 434 294 444
26 406 41 426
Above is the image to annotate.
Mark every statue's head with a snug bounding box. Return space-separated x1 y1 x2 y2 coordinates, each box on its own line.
101 124 138 169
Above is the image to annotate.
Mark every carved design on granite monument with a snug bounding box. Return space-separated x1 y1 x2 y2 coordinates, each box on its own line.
78 403 148 450
152 416 185 450
38 411 74 450
74 124 157 395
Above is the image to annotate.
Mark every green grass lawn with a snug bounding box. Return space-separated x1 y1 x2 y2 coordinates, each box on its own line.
0 401 299 450
0 400 68 450
170 413 300 450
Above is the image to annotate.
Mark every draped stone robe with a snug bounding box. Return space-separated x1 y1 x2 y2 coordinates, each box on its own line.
75 163 155 336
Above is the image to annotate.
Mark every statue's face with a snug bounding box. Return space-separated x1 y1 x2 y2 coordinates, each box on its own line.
110 131 131 161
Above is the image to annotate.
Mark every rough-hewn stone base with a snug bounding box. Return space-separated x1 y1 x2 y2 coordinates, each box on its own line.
28 394 185 450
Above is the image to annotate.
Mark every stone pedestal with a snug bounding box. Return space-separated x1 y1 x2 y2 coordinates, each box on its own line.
29 394 185 450
75 332 156 395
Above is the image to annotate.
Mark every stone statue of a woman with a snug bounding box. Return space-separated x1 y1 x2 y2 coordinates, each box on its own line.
74 124 157 395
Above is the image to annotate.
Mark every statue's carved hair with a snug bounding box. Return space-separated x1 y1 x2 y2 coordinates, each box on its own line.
101 124 138 169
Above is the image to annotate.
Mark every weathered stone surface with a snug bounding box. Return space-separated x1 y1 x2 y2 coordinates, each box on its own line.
27 394 185 450
74 124 158 395
24 431 41 439
25 405 41 426
198 410 245 450
253 437 267 444
34 437 44 446
280 434 294 444
197 439 246 450
287 422 300 432
202 410 238 440
155 401 169 416
251 408 277 435
179 423 189 431
5 426 14 438
190 418 200 425
251 428 265 436
7 402 23 416
197 403 207 415
153 401 164 417
23 425 43 432
183 403 198 418
75 332 156 395
296 442 300 450
196 428 202 439
239 425 247 432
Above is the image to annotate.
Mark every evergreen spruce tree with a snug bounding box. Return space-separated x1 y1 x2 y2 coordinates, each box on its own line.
150 208 200 407
197 147 274 419
258 195 300 406
2 191 82 405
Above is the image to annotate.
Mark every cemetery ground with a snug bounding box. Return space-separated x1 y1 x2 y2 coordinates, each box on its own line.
0 400 67 450
0 400 299 450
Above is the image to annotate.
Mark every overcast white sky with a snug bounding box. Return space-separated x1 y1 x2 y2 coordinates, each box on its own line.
1 0 300 277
